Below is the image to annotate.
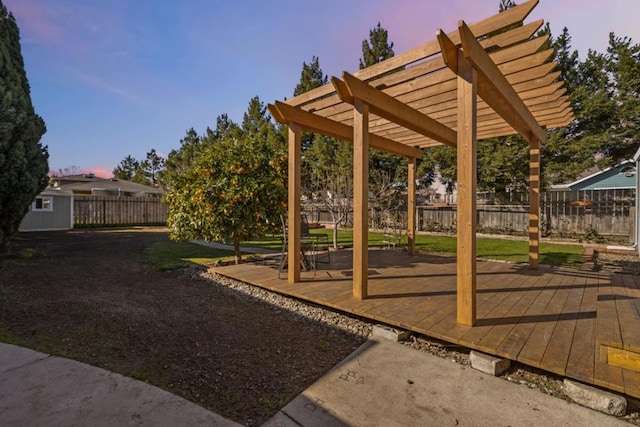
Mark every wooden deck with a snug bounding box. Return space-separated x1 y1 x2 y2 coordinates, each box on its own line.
212 249 640 398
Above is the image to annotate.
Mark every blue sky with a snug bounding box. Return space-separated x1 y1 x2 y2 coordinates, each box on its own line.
5 0 640 177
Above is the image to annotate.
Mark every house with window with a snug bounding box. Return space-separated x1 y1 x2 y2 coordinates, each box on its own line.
19 188 74 232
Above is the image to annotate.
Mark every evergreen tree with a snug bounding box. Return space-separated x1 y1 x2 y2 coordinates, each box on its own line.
359 22 395 69
113 155 140 181
294 56 328 151
160 128 203 191
131 149 165 185
0 1 49 253
294 56 327 97
358 22 404 191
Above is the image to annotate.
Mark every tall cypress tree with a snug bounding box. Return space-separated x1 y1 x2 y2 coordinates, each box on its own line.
0 1 49 253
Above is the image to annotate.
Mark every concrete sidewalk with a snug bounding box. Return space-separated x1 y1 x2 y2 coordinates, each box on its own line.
0 343 240 427
1 339 629 426
191 240 279 255
265 338 628 427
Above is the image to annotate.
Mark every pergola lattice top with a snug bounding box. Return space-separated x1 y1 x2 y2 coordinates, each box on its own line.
269 0 573 159
269 0 575 327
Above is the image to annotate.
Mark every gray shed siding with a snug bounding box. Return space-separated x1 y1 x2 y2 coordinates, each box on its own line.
20 192 73 231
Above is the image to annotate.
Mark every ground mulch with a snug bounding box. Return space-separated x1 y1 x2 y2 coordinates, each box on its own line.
0 228 365 426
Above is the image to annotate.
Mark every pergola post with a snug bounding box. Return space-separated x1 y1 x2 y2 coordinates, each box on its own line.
287 123 302 283
353 99 369 299
407 157 416 255
528 136 542 269
456 52 477 327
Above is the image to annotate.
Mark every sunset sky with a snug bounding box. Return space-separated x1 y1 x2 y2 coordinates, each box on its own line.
5 0 640 177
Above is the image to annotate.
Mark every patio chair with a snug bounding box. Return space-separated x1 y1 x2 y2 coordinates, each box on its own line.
301 214 331 264
278 215 317 278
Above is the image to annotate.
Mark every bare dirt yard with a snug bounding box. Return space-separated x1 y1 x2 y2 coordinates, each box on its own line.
0 228 365 426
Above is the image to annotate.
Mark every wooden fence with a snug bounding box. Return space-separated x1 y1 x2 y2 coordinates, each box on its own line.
417 189 636 241
74 195 168 226
306 189 637 242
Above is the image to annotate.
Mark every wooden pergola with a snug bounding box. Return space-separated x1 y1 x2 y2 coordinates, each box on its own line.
268 0 574 326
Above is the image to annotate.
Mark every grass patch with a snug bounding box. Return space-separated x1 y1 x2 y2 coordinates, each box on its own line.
144 241 236 270
243 229 583 268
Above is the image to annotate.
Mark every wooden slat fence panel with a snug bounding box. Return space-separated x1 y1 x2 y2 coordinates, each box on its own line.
73 196 168 226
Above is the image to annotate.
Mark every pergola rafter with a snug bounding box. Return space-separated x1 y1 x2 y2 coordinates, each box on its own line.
269 0 574 326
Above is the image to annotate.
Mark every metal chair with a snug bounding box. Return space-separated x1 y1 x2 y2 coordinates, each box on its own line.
301 214 331 264
278 215 317 278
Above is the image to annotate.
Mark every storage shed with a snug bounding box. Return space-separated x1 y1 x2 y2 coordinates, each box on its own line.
19 188 74 232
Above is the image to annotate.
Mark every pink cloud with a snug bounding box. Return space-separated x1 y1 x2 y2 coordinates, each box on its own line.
84 166 113 179
4 0 64 44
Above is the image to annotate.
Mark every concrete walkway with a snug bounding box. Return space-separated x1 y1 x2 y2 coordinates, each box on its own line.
0 343 240 427
191 240 279 255
265 338 628 427
1 339 629 426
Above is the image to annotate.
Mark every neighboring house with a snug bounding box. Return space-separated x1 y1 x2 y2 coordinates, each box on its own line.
50 173 102 188
550 160 637 192
19 188 74 232
62 179 163 198
51 174 162 198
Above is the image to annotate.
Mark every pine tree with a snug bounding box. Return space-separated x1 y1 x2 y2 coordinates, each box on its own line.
0 1 49 253
294 56 327 97
113 155 140 181
359 23 395 69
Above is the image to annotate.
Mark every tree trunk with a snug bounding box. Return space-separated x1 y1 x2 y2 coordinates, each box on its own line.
330 212 339 248
233 235 242 264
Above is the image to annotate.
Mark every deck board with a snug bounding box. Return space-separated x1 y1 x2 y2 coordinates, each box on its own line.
564 270 598 384
212 248 640 399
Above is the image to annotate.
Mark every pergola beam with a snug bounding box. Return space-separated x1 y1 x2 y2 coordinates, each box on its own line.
455 21 546 143
268 101 422 159
285 0 540 108
334 72 457 148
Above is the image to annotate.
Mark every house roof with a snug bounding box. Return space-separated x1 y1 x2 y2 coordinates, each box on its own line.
40 188 74 197
61 179 162 195
551 160 637 191
268 0 573 154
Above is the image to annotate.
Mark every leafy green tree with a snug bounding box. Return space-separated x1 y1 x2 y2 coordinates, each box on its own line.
164 98 287 262
113 155 140 180
0 1 49 253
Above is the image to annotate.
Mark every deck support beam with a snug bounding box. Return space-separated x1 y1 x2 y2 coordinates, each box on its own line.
287 123 302 283
528 136 542 269
456 51 478 327
353 99 370 299
407 157 416 255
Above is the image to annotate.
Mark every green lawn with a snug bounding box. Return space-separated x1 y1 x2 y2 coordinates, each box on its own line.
144 241 236 270
243 229 584 268
145 229 583 271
